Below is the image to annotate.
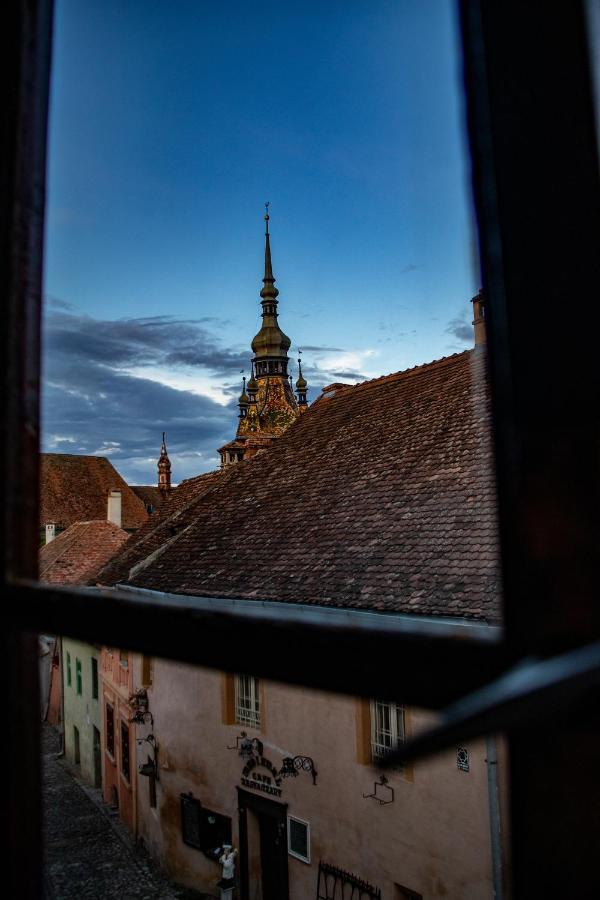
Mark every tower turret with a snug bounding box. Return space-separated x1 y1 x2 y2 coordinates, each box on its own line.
296 356 308 410
157 432 172 496
218 206 302 467
250 203 292 377
238 375 249 418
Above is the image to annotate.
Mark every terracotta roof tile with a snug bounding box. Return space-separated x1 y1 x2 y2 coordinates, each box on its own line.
130 485 163 512
39 520 130 585
40 454 148 530
106 349 502 623
96 471 222 586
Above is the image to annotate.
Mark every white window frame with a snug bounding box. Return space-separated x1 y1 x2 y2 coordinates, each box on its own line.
287 815 310 864
370 699 405 761
235 673 260 729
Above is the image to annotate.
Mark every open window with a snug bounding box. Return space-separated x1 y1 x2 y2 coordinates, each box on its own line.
3 2 599 897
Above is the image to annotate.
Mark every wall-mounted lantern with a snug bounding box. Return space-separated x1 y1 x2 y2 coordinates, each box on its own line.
279 755 318 786
129 687 154 727
227 731 263 760
137 733 159 781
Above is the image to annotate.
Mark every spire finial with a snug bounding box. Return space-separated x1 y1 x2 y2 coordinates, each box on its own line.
261 202 277 298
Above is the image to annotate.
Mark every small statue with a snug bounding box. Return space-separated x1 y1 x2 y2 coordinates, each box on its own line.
218 844 238 892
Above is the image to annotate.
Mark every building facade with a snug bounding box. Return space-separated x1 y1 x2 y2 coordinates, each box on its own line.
62 639 103 788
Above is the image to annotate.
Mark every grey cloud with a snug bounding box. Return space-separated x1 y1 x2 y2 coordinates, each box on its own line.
445 315 473 344
42 307 242 482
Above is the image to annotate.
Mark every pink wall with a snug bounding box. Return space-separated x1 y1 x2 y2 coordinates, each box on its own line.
100 648 136 833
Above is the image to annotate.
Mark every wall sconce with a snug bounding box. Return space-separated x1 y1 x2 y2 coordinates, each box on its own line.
279 755 318 786
227 732 264 760
137 733 159 781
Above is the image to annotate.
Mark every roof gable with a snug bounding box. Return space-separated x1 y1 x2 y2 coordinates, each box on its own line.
40 453 148 530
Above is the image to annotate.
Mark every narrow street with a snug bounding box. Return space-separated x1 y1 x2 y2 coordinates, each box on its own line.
42 724 211 900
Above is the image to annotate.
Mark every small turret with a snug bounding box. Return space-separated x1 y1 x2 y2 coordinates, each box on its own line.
157 432 172 496
247 361 258 403
238 375 249 418
296 357 308 410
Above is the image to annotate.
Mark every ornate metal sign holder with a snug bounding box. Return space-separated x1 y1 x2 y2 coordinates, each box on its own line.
362 774 394 806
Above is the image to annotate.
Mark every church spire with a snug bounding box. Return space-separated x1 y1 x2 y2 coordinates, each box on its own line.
251 204 291 374
157 432 171 496
261 202 278 298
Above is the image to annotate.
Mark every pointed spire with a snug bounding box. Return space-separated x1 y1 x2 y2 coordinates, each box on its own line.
260 202 279 302
296 354 308 409
157 432 172 495
238 374 249 418
247 360 258 401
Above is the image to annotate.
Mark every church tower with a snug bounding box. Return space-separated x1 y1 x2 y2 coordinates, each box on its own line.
219 206 307 467
157 432 172 496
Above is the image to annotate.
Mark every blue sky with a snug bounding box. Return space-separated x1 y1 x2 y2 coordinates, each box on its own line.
43 0 478 483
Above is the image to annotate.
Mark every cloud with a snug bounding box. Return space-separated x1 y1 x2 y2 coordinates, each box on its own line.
42 305 241 481
41 302 380 483
445 314 473 344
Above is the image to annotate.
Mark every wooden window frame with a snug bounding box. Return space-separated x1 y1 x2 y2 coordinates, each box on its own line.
235 673 261 730
120 720 131 783
91 656 99 700
75 657 82 696
2 2 599 897
370 699 405 762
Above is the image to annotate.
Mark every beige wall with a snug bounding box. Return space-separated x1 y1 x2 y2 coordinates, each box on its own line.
62 639 102 788
130 656 499 899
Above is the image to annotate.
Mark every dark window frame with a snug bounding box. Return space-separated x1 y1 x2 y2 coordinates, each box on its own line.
120 720 131 783
2 1 599 897
106 703 115 757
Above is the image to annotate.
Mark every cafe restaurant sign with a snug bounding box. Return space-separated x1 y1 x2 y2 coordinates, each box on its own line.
240 755 283 798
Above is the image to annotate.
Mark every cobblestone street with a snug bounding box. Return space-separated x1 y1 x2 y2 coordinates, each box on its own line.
43 725 212 900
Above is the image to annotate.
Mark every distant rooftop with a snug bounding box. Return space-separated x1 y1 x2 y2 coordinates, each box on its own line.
40 453 148 531
39 520 130 585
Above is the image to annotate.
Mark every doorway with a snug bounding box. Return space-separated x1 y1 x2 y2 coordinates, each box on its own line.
73 725 80 766
238 788 289 900
93 726 102 788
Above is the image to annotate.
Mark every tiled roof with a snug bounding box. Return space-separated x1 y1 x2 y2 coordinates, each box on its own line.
40 454 148 530
39 520 130 585
96 471 222 586
108 350 502 622
130 485 163 511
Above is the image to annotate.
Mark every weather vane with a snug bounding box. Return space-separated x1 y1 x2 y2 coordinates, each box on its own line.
264 201 270 233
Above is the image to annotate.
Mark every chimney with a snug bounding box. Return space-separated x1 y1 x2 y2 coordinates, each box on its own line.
45 523 56 544
107 490 122 528
472 289 486 347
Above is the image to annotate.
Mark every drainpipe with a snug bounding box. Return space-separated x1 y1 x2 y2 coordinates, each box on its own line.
486 735 504 900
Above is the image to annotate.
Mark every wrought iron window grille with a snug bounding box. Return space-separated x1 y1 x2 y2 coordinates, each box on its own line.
317 861 382 900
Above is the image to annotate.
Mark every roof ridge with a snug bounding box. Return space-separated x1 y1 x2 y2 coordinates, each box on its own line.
338 349 471 395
